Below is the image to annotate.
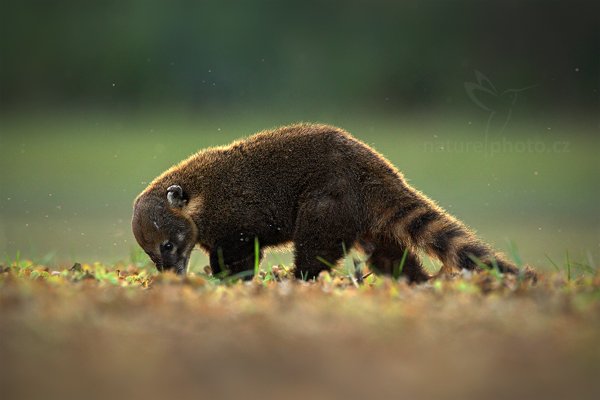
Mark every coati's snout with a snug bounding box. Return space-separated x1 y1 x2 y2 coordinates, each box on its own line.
132 185 198 274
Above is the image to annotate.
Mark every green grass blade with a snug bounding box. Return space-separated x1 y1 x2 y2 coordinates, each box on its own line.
316 256 336 269
507 240 523 268
393 248 409 280
467 253 491 271
254 236 260 279
545 254 561 273
221 270 255 284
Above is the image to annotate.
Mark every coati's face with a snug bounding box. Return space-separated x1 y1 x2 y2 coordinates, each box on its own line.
132 185 198 274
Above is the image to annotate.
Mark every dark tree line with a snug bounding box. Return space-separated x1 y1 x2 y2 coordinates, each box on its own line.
1 0 597 111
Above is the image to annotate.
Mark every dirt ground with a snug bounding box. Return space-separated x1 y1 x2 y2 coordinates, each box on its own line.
1 263 599 400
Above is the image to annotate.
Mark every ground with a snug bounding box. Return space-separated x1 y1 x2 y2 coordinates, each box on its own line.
1 259 599 400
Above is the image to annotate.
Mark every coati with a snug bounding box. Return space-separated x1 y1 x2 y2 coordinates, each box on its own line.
132 123 529 282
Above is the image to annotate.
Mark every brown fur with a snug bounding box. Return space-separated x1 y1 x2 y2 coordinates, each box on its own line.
132 123 532 281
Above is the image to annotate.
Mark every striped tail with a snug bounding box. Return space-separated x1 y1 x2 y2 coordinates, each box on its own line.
383 187 520 275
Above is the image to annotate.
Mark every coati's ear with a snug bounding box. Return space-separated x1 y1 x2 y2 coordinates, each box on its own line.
166 185 187 208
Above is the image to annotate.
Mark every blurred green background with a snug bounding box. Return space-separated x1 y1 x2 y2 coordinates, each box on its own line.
1 0 598 271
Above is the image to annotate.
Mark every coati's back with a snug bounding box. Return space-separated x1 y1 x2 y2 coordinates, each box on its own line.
207 123 409 203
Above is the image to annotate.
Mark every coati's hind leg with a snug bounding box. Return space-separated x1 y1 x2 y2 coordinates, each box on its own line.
361 238 431 283
293 196 360 280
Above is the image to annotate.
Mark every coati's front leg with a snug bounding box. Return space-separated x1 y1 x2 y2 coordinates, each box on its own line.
209 237 263 279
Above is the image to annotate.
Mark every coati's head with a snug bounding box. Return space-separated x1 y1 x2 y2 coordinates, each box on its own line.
132 185 198 274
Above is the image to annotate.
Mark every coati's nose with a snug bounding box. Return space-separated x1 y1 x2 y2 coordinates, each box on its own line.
156 257 186 274
160 255 190 275
174 256 189 275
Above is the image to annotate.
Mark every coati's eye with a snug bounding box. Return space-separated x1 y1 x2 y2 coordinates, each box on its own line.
161 242 174 252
